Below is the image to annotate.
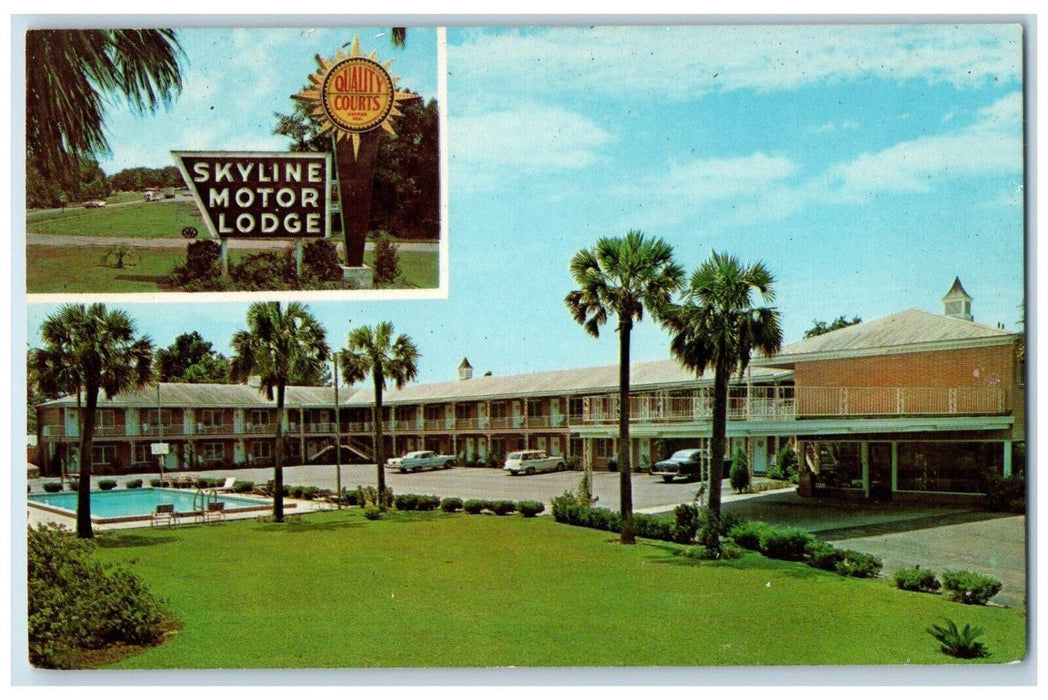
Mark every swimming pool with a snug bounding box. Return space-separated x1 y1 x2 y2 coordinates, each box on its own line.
28 488 273 524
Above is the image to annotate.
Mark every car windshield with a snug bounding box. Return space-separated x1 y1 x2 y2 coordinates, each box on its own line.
507 452 527 459
671 450 699 459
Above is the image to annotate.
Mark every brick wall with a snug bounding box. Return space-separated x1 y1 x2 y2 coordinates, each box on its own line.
795 343 1016 390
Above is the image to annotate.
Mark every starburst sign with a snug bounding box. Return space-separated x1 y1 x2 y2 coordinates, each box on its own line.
293 36 416 159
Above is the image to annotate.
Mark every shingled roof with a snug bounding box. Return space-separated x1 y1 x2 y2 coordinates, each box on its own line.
757 308 1016 367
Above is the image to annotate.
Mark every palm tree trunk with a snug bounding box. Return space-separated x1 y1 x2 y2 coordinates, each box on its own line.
274 383 285 523
618 319 635 545
76 384 99 539
373 370 387 510
707 358 730 552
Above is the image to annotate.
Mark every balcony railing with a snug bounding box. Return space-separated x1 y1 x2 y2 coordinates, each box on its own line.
243 423 276 434
196 423 233 435
304 421 336 433
582 386 1009 423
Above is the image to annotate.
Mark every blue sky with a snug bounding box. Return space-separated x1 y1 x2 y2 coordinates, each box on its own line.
26 24 1026 387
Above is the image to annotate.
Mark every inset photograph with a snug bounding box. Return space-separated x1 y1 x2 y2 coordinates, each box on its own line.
25 27 441 294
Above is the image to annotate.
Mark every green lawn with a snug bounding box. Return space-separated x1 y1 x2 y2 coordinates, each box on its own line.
27 245 181 293
92 510 1026 668
27 201 203 238
27 245 438 293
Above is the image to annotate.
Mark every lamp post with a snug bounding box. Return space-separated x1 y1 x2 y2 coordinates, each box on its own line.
333 352 342 508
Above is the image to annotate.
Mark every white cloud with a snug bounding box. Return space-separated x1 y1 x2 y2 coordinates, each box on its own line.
826 92 1023 201
450 25 1022 105
450 104 613 190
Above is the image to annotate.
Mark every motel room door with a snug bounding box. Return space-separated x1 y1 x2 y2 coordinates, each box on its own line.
868 442 893 501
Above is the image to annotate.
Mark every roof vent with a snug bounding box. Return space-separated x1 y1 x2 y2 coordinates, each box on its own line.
458 358 473 381
942 277 973 321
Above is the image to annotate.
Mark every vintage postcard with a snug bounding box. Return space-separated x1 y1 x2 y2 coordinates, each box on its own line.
18 21 1029 681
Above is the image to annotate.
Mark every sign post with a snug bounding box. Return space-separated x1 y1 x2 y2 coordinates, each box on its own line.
293 36 418 283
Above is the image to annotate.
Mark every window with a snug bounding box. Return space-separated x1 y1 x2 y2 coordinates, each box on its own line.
134 444 154 464
897 442 1000 494
199 442 225 463
247 409 272 426
250 441 272 460
594 439 614 458
143 409 173 429
198 409 224 428
91 445 116 465
812 442 862 490
96 410 116 429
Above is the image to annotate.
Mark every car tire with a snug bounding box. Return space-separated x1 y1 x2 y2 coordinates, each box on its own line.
556 463 565 472
400 468 407 474
444 461 453 469
662 475 675 483
526 467 535 476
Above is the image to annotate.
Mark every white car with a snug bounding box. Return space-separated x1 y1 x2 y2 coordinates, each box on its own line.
83 199 107 208
387 450 455 473
503 450 566 476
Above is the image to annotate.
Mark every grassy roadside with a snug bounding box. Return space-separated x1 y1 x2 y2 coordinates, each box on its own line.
93 509 1026 668
27 200 203 238
27 245 439 293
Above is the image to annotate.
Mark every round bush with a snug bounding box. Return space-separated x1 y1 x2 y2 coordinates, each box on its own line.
394 494 420 511
124 479 143 489
463 499 486 515
758 526 815 561
517 500 545 517
97 480 118 491
363 505 382 521
728 520 770 551
492 500 517 516
43 482 63 493
441 497 463 513
893 567 941 593
941 570 1002 605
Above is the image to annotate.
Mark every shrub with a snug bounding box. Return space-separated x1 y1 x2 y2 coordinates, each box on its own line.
230 250 297 290
834 550 883 578
728 520 771 551
634 513 674 541
28 524 165 668
124 479 143 489
302 239 343 281
463 499 487 515
363 505 382 520
492 500 517 516
729 448 750 492
684 541 744 561
394 493 419 511
759 526 815 561
233 480 254 494
985 472 1025 513
43 482 63 493
356 485 393 510
552 492 581 522
171 239 222 289
805 541 845 571
98 479 118 491
149 479 164 488
517 500 545 517
893 567 942 593
941 570 1003 605
606 459 618 472
67 482 78 491
440 497 463 513
927 618 990 659
768 445 798 481
416 495 441 511
372 231 401 284
672 503 701 544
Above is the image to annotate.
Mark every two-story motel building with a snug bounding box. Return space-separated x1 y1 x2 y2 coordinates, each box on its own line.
34 280 1023 503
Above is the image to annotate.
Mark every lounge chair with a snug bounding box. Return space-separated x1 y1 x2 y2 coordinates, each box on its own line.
151 503 179 527
203 501 225 524
213 476 238 493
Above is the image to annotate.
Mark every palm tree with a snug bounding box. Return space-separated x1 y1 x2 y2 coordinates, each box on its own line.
29 304 154 538
340 322 420 509
565 231 684 544
662 251 783 553
26 29 184 182
230 302 329 522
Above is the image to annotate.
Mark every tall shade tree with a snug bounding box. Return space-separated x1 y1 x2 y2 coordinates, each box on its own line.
565 231 684 544
230 302 329 522
29 304 154 538
340 322 420 509
662 251 783 553
26 29 184 182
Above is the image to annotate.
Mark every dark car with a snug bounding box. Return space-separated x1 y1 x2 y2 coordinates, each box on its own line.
651 448 706 483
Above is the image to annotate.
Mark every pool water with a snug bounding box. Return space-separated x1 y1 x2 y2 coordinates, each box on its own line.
28 488 269 520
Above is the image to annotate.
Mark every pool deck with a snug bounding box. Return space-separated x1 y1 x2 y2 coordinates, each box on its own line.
26 491 330 531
